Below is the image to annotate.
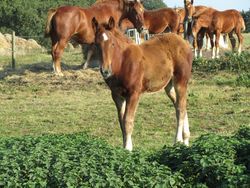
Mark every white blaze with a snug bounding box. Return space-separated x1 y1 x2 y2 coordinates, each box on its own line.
102 33 108 41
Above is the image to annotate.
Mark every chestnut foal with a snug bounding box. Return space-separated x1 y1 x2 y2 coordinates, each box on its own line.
93 17 193 151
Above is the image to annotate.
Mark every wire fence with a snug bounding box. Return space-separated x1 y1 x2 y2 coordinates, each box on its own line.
0 31 84 69
1 30 239 71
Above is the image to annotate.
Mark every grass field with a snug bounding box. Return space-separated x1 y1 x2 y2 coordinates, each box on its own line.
0 35 249 152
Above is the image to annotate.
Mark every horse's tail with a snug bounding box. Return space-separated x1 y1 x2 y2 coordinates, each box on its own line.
240 16 246 31
44 8 57 37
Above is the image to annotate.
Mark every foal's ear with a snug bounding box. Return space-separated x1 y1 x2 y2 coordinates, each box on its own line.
92 17 99 33
191 0 194 5
107 17 115 30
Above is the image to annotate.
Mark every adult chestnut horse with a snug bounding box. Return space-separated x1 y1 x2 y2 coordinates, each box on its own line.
183 0 194 39
44 0 144 76
143 8 180 34
192 8 245 58
92 17 193 151
121 8 180 34
175 5 207 37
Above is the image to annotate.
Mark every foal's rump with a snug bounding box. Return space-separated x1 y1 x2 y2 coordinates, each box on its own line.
141 33 192 67
212 9 245 33
138 33 192 91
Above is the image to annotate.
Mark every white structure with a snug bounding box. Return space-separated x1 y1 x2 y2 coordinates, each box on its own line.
126 29 150 44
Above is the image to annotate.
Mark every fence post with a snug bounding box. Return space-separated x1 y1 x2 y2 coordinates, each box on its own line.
12 31 16 69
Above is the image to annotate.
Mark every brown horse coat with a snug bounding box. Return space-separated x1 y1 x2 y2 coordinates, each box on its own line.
120 8 180 34
175 5 207 37
143 8 180 34
44 0 144 75
92 17 193 151
192 8 245 58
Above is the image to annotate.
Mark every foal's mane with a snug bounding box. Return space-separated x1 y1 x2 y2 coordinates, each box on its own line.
110 28 134 48
114 28 133 42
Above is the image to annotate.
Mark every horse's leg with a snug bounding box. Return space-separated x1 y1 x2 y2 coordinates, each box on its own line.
215 31 221 58
111 92 126 147
165 80 190 145
165 80 176 104
235 30 243 55
197 29 206 58
193 33 198 58
52 38 67 76
209 33 216 59
205 33 210 50
223 34 229 49
228 31 236 52
51 40 58 73
175 82 189 145
123 92 140 151
82 44 95 70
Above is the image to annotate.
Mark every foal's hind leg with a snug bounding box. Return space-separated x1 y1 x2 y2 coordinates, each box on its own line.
165 80 190 146
228 31 236 52
235 29 243 55
215 31 221 58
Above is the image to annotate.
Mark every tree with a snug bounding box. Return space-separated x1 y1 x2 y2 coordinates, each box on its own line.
241 9 250 32
143 0 167 10
0 0 94 47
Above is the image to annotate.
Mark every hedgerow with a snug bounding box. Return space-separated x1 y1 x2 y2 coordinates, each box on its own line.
193 52 250 87
149 125 250 187
193 52 250 73
0 133 184 187
0 126 249 187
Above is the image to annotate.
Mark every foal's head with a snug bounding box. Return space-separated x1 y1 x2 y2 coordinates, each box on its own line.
124 0 144 32
184 0 194 22
92 17 127 79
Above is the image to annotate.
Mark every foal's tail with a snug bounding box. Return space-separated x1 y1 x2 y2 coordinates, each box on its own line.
240 16 246 31
44 8 57 37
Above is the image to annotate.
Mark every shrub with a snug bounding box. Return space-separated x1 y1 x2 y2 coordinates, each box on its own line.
0 133 183 187
150 126 250 187
193 52 250 73
236 72 250 87
0 126 249 187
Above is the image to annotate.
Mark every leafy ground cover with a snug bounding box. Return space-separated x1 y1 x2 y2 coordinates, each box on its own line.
0 126 249 187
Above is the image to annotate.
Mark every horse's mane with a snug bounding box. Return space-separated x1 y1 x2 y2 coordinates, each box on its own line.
193 7 214 18
93 0 125 10
95 0 117 4
174 7 184 12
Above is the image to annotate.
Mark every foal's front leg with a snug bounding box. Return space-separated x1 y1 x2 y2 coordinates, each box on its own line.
123 92 140 151
111 92 126 146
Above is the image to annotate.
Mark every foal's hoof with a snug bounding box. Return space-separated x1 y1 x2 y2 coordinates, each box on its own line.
54 71 64 77
82 64 88 70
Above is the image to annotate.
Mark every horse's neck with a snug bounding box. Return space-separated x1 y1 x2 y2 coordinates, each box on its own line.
143 10 153 28
111 35 132 75
177 9 185 22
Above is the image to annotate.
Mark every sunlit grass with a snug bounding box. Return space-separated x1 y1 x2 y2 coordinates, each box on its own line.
0 50 249 152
